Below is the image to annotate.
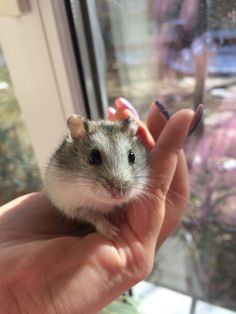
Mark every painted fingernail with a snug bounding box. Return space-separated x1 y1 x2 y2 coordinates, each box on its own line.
108 107 116 114
154 100 170 120
116 97 139 118
107 107 116 119
188 104 204 136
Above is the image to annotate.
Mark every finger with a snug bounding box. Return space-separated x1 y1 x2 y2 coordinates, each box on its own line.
150 109 193 193
0 193 82 241
156 105 204 207
129 109 195 244
114 107 131 120
156 150 188 248
146 102 189 248
110 104 155 151
146 101 170 142
136 120 155 151
107 107 116 120
115 97 139 118
148 104 204 247
107 104 131 121
115 98 170 146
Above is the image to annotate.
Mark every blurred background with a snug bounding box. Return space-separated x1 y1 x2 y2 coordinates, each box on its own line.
0 44 41 204
0 0 235 313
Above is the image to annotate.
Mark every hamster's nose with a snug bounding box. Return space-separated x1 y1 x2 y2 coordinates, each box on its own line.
105 180 127 199
111 189 124 199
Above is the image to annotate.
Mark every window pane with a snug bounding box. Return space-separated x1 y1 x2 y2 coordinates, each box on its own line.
85 0 236 311
6 0 236 311
0 44 41 205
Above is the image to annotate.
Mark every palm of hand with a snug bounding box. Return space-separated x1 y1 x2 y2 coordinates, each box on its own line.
0 192 161 314
0 107 194 314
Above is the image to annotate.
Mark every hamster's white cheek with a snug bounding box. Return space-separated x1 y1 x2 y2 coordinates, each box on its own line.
45 176 93 211
93 185 110 200
128 170 149 200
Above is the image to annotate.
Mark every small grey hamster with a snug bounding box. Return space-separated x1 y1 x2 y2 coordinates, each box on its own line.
44 114 149 239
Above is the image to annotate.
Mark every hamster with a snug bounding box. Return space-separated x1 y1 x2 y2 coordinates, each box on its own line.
44 114 149 239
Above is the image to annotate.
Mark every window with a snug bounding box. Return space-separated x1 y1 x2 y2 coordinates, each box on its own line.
0 0 87 172
1 0 235 313
68 0 236 312
0 43 40 205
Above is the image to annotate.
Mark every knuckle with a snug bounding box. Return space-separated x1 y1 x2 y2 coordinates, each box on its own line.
150 181 169 199
157 184 169 199
135 256 154 282
138 258 154 280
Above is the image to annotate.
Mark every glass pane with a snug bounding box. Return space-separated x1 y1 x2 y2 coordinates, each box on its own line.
75 0 236 312
0 44 41 205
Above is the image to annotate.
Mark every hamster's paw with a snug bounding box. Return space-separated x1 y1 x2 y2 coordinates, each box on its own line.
96 219 120 239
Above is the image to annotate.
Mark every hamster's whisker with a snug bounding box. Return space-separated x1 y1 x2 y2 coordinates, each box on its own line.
136 194 153 222
167 188 188 200
140 190 165 205
141 191 185 224
129 202 138 224
129 197 149 226
70 182 92 187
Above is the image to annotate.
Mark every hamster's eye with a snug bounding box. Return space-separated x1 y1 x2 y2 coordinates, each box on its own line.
89 149 102 165
128 150 135 164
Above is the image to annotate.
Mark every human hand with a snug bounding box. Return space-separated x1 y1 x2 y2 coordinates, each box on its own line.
0 101 201 314
109 98 202 247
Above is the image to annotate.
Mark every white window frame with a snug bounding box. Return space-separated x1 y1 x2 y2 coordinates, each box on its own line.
0 0 87 172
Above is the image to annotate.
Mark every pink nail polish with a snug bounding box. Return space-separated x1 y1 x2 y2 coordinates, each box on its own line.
118 97 139 118
107 107 116 119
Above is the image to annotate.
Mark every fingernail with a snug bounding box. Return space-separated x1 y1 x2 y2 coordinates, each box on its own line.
188 104 204 136
116 97 139 118
108 107 116 114
107 107 116 119
154 100 170 120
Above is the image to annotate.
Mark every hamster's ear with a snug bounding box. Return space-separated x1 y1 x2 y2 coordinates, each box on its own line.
120 116 138 136
66 114 87 141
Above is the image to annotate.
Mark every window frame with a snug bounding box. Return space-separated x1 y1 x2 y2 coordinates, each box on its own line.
0 0 87 172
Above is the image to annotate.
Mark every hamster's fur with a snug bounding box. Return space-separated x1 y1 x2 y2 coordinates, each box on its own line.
44 115 149 239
